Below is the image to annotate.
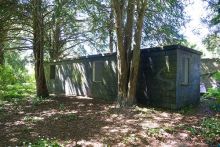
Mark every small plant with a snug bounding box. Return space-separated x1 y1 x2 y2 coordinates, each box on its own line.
203 88 220 112
22 137 61 147
186 126 198 135
204 71 220 103
59 103 65 111
123 134 137 144
200 117 220 141
146 128 163 137
163 126 175 134
204 88 220 100
186 117 220 143
65 113 77 121
31 96 44 106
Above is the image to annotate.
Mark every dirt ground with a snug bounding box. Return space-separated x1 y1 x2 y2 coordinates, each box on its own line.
0 96 219 146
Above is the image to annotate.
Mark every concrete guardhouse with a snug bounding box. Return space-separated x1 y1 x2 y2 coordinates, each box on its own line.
45 45 202 109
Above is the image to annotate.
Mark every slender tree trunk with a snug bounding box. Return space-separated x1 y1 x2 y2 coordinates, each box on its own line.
33 0 49 98
112 0 147 107
112 0 128 106
0 43 4 66
124 0 135 63
127 0 147 103
109 6 114 53
218 0 220 14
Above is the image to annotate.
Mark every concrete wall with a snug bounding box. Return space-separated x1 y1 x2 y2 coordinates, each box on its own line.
137 50 177 109
45 54 117 100
176 49 201 108
45 45 202 109
201 58 220 88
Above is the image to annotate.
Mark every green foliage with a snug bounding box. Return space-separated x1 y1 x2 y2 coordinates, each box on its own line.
59 103 65 111
23 138 61 147
202 72 220 111
204 88 220 112
0 66 35 102
31 96 44 106
201 117 220 140
0 52 35 102
146 128 163 137
203 0 220 54
142 0 187 47
213 71 220 81
205 88 220 99
64 113 78 121
203 34 220 53
187 117 220 143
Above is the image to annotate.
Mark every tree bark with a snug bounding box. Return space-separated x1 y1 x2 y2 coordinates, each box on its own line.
112 0 147 107
32 0 49 98
0 43 4 66
109 6 114 53
127 0 147 104
112 0 129 106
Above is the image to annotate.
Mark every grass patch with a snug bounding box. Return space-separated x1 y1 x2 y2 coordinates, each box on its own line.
59 103 65 111
186 117 220 143
31 96 44 106
200 117 220 141
22 138 61 147
54 113 78 121
146 128 163 137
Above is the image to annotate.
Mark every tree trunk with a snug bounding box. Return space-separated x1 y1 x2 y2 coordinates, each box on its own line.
112 0 129 106
218 0 220 14
0 43 4 66
33 0 49 98
112 0 147 107
109 6 114 53
127 0 147 103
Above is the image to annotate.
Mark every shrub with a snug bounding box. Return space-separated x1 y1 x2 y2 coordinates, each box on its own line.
0 65 35 102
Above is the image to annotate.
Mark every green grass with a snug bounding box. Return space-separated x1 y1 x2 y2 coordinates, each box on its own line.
186 117 220 143
200 117 220 141
22 138 61 147
59 103 65 111
31 96 44 106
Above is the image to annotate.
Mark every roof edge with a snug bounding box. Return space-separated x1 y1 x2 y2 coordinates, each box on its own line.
46 45 202 64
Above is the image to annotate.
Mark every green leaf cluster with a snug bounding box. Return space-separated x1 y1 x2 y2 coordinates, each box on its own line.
23 138 61 147
0 52 35 102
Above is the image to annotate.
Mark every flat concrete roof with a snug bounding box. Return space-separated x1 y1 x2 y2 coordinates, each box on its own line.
46 45 202 64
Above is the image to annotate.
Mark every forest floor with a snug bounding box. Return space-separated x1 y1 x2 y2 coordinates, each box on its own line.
0 96 219 146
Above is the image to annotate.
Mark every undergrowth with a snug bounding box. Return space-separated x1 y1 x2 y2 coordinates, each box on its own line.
186 117 220 144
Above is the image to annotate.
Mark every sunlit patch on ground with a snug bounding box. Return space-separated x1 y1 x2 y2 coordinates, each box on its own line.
0 96 219 146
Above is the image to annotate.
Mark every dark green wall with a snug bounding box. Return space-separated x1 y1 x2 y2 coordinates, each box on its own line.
45 54 117 100
45 45 201 109
176 49 201 108
137 50 177 109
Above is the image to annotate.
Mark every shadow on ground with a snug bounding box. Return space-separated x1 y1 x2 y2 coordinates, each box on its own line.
0 96 219 146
